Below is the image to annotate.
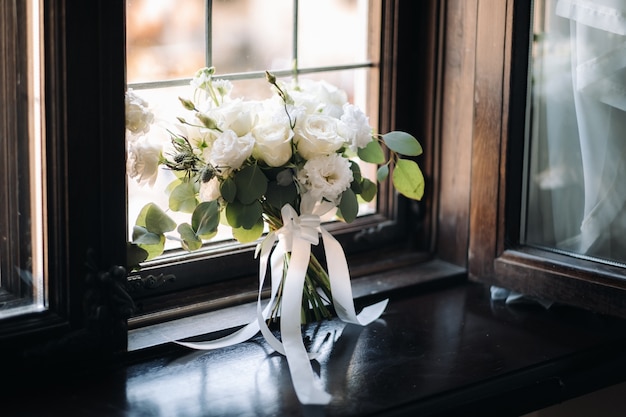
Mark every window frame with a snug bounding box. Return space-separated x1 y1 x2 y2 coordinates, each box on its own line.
455 0 626 318
0 0 128 367
125 0 441 324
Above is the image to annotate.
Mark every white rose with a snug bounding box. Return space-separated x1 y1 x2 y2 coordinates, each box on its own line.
297 153 353 205
206 99 257 137
127 136 161 186
125 89 154 137
210 130 255 172
339 103 373 151
294 114 345 159
252 122 293 167
199 177 221 202
289 79 348 118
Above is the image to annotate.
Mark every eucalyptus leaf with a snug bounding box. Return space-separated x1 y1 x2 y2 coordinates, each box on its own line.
265 181 298 209
136 203 176 234
382 131 423 156
392 158 425 200
220 177 237 203
126 242 148 270
169 181 199 213
349 162 363 194
377 164 390 182
132 225 162 245
136 234 166 261
192 200 220 238
234 165 268 205
232 218 265 243
178 223 203 251
225 200 263 229
360 178 377 202
338 188 358 223
357 139 385 164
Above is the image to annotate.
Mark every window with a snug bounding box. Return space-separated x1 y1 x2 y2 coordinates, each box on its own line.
0 0 46 319
0 0 127 365
452 0 626 318
124 0 437 325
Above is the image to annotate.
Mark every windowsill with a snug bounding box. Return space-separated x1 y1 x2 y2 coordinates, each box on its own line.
128 257 465 351
5 264 626 417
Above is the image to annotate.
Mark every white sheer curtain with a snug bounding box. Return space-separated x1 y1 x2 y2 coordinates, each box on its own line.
527 0 626 263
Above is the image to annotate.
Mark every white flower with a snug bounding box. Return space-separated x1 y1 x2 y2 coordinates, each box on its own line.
127 136 161 186
297 153 353 206
202 99 258 137
199 177 221 202
125 89 154 137
339 103 373 151
252 122 293 167
294 114 345 159
210 130 255 172
289 79 348 118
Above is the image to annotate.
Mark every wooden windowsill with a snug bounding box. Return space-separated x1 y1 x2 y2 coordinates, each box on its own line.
4 265 626 417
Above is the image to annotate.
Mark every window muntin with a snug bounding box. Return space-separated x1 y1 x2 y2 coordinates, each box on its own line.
0 0 46 319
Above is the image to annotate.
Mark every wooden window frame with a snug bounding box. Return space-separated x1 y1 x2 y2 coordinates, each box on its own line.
447 0 626 318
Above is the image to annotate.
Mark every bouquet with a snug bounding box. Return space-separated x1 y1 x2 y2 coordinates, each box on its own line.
127 67 423 321
126 67 424 403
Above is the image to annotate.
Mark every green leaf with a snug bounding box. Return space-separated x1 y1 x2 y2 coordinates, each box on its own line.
136 203 176 234
338 188 358 223
192 201 220 238
169 181 199 213
265 181 298 209
225 200 263 229
232 218 265 243
360 178 377 202
382 131 423 156
220 177 237 203
234 165 268 205
349 161 363 194
126 242 148 270
132 225 162 245
178 223 203 251
357 139 386 164
392 158 425 200
377 164 390 182
136 234 166 261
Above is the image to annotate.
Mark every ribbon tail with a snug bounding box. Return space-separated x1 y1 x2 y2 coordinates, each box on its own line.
175 232 280 351
321 228 388 326
281 238 332 404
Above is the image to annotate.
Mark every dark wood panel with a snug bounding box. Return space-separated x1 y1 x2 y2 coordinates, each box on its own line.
4 282 626 416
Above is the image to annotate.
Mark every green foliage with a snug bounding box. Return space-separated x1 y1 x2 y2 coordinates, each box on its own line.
220 177 237 203
377 164 390 182
225 200 263 229
132 203 177 260
192 200 220 238
360 178 377 202
126 242 149 270
357 139 386 164
169 181 199 213
232 217 265 243
392 159 425 200
233 165 268 205
265 181 298 209
382 131 423 156
178 223 203 251
337 188 358 223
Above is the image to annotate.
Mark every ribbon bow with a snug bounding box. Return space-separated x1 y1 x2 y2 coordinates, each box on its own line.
176 203 388 405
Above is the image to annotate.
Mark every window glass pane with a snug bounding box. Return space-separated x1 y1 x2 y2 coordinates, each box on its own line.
525 0 626 265
298 0 369 68
212 0 294 73
126 0 206 83
0 0 46 318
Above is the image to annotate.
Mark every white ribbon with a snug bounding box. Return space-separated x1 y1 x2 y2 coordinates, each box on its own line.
176 203 388 405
